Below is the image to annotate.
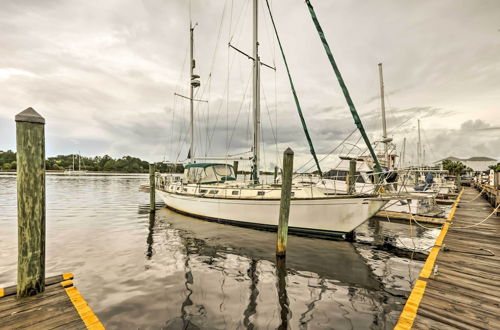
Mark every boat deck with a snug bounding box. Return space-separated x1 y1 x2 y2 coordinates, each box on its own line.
395 187 500 329
0 274 103 329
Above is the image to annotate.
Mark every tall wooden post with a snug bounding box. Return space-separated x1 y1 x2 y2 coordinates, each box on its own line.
347 159 356 195
149 163 155 212
233 160 239 179
16 107 46 297
276 148 293 257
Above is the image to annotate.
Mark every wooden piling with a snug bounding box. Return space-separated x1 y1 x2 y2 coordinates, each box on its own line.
15 107 46 298
274 166 279 184
276 148 293 257
347 159 356 194
233 160 239 179
149 163 155 212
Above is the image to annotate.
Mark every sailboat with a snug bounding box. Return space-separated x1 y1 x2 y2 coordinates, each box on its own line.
315 63 446 217
156 0 387 237
64 153 87 175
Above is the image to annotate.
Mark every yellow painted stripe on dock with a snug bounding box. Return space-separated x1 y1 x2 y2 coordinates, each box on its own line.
63 272 74 280
60 280 73 288
434 223 449 247
419 246 440 279
395 188 464 329
394 280 427 330
65 285 105 330
0 288 4 298
447 188 464 221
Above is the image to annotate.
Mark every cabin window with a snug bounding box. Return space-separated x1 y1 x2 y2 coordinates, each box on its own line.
355 172 365 183
208 190 219 194
291 192 295 197
200 189 208 193
176 187 181 191
257 191 265 196
183 188 187 192
232 191 239 195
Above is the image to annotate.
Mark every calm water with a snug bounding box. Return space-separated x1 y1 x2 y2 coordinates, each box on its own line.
0 174 438 329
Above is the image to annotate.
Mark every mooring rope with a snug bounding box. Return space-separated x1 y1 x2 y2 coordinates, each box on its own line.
452 203 500 229
459 186 486 204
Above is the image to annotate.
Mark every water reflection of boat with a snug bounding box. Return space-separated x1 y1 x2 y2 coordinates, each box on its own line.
151 208 406 329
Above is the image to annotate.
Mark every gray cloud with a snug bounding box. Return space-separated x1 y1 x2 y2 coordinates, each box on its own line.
0 0 499 172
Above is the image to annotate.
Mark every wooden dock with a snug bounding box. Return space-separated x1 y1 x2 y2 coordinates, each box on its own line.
375 210 446 225
0 274 103 329
395 187 500 329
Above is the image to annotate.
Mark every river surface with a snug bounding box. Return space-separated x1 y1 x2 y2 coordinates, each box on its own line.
0 174 439 329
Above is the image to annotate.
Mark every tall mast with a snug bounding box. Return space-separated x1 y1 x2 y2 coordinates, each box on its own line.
251 0 261 183
378 63 388 167
417 119 421 167
402 137 406 167
189 22 195 163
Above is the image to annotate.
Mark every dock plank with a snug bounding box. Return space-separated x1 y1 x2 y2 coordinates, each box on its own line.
395 187 500 329
0 275 103 330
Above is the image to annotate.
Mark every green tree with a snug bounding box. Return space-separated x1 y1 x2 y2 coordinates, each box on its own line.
488 163 500 172
442 160 467 176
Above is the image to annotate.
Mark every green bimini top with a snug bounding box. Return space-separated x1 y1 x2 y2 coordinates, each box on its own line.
184 163 233 169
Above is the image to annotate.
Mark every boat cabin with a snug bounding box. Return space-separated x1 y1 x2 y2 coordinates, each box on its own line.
184 163 236 184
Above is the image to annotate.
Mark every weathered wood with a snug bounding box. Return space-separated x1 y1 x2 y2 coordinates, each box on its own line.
233 160 239 179
347 159 356 195
406 187 500 329
1 273 73 298
149 163 155 212
15 107 46 298
276 148 293 257
0 275 102 329
375 210 445 224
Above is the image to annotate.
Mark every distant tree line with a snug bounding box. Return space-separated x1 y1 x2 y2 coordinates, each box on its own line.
0 150 183 173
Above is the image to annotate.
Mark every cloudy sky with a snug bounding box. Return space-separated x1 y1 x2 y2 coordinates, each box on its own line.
1 0 499 171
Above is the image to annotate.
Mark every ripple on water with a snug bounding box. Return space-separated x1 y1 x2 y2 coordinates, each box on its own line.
0 173 438 329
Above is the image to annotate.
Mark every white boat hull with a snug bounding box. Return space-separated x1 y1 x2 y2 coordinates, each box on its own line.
157 190 387 235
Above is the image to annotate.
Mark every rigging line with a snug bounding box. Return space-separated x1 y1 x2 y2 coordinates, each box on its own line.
324 133 363 174
229 0 248 43
296 128 358 174
206 43 243 155
205 2 247 154
206 1 249 156
168 43 190 162
260 78 279 153
302 132 362 171
298 129 359 174
265 0 323 177
304 0 383 175
203 1 228 156
227 73 253 152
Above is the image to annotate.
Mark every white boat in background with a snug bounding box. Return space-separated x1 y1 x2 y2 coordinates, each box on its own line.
312 157 446 217
64 153 87 175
